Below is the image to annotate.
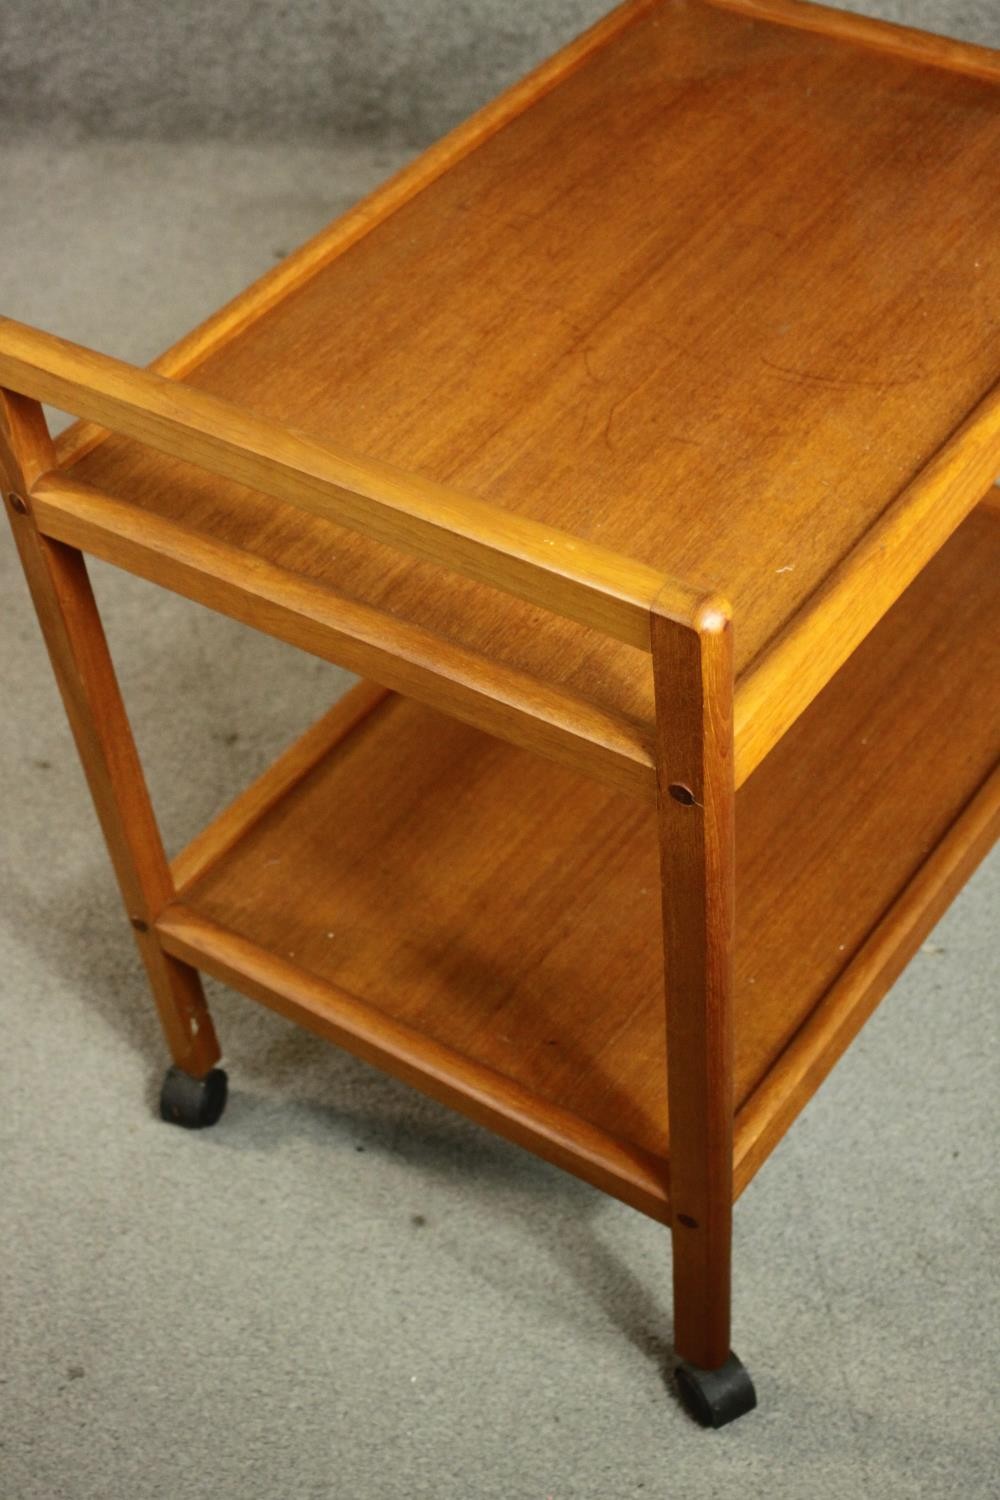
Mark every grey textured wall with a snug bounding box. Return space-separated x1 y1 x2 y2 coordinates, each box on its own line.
1 0 997 145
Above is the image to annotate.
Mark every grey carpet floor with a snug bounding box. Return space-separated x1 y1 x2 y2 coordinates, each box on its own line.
1 121 998 1500
1 0 996 141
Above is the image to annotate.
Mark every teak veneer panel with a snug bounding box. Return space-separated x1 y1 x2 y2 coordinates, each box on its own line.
68 0 1000 737
175 512 1000 1167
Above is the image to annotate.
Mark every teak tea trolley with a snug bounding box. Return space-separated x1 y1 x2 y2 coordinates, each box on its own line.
3 0 999 1429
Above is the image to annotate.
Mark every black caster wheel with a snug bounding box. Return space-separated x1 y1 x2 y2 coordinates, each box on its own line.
159 1065 228 1129
675 1351 757 1428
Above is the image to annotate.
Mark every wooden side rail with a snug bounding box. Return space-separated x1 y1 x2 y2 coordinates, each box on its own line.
29 471 658 802
732 758 1000 1198
0 317 703 650
154 902 673 1223
706 0 1000 83
733 381 1000 786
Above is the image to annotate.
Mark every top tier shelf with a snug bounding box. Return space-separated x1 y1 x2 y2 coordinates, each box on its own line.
39 0 1000 791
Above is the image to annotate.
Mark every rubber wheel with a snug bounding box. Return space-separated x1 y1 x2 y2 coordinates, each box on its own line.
159 1065 228 1129
675 1351 757 1428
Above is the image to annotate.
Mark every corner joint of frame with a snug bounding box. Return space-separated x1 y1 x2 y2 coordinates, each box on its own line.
650 575 732 638
691 589 732 640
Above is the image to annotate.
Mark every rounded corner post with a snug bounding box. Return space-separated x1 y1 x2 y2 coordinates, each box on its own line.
693 589 733 639
1 382 220 1077
0 386 54 496
650 588 737 1372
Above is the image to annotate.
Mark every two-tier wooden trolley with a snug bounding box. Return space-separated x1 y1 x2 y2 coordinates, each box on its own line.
3 0 998 1427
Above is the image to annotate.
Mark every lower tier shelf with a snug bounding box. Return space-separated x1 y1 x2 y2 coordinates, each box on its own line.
158 509 1000 1220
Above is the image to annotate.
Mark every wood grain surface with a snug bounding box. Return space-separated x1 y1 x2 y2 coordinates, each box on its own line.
54 0 661 470
734 759 1000 1196
0 317 680 649
156 902 674 1221
652 594 736 1365
55 0 1000 762
169 510 1000 1178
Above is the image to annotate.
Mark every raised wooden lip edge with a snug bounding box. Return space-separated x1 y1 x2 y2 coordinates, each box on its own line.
29 472 658 803
170 679 392 890
154 902 674 1224
50 0 1000 479
734 389 1000 785
705 0 1000 82
162 752 1000 1218
160 674 997 1216
53 0 661 471
732 758 1000 1197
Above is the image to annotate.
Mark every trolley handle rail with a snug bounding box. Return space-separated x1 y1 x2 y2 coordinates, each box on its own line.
0 317 706 649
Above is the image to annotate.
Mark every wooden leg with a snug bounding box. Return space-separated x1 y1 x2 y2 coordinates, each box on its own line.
652 592 739 1381
1 389 219 1076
